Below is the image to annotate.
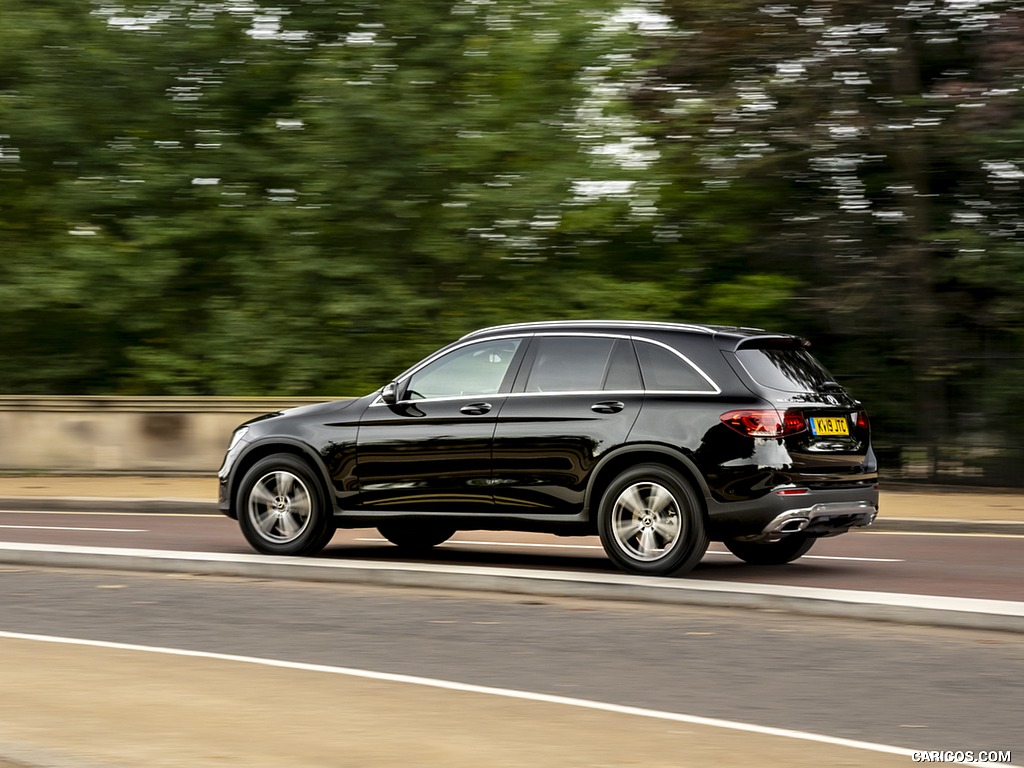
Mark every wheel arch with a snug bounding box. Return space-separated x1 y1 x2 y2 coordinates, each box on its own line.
230 438 335 515
584 445 710 526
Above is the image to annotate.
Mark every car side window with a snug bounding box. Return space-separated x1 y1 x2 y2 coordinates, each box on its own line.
603 339 643 391
634 340 716 392
524 336 617 392
405 338 522 400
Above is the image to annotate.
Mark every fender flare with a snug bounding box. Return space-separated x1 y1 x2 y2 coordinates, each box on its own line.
230 437 336 512
583 443 711 519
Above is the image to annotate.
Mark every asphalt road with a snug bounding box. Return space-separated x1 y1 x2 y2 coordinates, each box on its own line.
2 508 1022 766
0 568 1020 762
1 507 1023 600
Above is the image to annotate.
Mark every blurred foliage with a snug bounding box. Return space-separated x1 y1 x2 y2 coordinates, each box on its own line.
628 0 1024 481
2 0 1024 482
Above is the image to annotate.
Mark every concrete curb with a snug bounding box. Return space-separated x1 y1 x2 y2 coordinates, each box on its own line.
1 542 1022 634
3 495 1024 535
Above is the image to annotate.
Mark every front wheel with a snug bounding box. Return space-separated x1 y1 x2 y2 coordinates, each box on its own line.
597 465 708 576
723 534 815 565
237 454 334 556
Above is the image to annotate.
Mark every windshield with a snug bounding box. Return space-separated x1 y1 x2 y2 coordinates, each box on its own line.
736 345 834 393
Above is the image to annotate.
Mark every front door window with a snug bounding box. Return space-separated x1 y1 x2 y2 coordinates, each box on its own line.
405 338 522 400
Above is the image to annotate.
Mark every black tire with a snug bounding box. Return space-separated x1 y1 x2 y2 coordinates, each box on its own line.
237 454 335 556
723 534 815 565
377 521 456 553
597 464 709 576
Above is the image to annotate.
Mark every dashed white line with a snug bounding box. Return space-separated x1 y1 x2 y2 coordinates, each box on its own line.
756 553 903 563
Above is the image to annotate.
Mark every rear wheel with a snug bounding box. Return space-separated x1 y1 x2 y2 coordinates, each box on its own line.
723 534 815 565
377 521 456 553
237 454 334 556
597 465 708 576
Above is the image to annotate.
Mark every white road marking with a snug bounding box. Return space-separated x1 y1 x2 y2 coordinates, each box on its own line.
1 543 1022 623
356 537 904 562
862 530 1024 539
764 553 903 563
0 525 146 533
0 630 972 764
1 511 1021 538
0 509 214 518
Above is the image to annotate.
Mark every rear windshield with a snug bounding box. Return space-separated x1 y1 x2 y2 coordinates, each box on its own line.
736 345 833 393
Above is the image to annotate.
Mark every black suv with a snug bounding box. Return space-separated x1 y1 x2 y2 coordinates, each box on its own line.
219 320 878 576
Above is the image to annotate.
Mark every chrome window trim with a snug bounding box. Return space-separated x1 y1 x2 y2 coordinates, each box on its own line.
369 331 721 406
371 388 723 407
632 337 722 395
371 392 512 407
511 389 643 398
507 388 719 398
525 333 720 394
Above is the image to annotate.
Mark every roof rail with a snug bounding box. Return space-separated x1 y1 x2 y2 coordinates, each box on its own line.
460 320 720 340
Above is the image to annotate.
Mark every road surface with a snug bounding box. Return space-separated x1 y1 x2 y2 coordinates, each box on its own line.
0 568 1020 767
1 507 1022 600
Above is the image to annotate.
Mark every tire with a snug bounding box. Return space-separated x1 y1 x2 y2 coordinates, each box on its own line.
597 464 709 576
377 521 456 553
723 534 815 565
237 454 335 556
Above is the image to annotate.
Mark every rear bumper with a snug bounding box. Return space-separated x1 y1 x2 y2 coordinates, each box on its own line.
705 484 879 541
759 501 876 538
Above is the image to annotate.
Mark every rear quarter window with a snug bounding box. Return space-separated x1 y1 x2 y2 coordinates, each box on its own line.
635 340 717 392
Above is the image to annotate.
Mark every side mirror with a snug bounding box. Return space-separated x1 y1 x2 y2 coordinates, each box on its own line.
381 381 398 405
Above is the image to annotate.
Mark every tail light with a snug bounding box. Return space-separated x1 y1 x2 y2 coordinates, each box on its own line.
854 410 870 431
720 409 807 438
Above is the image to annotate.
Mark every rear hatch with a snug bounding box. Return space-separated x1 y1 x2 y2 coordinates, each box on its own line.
733 337 874 486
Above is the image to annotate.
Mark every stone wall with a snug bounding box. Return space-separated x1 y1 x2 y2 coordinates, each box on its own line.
0 396 334 474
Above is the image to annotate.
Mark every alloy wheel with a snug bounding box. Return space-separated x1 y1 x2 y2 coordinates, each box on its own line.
610 481 682 562
247 470 313 544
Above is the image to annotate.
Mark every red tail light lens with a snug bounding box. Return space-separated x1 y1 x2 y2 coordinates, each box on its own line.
720 409 807 438
854 410 870 431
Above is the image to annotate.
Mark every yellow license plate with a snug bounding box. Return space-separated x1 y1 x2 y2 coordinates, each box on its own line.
810 416 849 436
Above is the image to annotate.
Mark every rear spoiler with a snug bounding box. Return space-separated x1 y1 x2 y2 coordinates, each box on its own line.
731 334 811 351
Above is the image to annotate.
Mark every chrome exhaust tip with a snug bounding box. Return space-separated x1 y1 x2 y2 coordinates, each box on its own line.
775 517 809 534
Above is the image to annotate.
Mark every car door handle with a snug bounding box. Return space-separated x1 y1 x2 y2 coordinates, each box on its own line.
460 402 492 415
591 401 625 414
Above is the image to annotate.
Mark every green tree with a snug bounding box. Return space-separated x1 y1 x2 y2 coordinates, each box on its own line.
629 0 1024 480
1 0 697 395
